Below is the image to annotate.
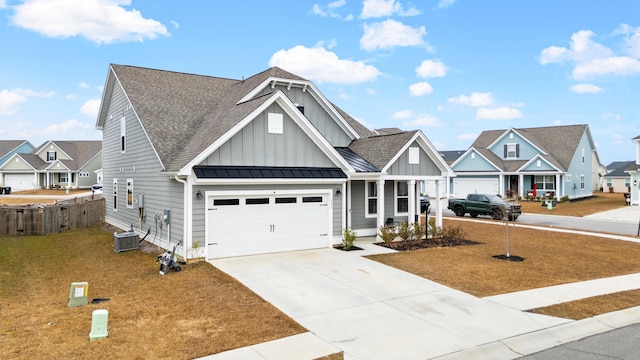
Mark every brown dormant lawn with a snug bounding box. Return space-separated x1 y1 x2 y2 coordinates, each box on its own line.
0 226 306 360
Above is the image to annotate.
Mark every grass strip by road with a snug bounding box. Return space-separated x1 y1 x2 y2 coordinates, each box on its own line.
528 289 640 320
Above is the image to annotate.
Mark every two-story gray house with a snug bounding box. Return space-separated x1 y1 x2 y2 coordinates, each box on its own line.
96 64 453 260
0 140 101 191
449 125 599 200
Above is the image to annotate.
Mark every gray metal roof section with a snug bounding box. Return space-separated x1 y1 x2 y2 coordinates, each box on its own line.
439 150 466 164
335 147 379 172
193 166 347 179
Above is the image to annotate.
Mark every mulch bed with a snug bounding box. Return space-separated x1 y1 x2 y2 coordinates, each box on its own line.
376 237 482 251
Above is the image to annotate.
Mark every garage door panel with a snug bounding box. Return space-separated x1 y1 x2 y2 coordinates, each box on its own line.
4 174 37 190
453 179 499 198
207 192 331 259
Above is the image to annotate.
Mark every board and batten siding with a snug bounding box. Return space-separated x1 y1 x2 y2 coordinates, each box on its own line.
101 80 184 246
190 183 344 244
259 85 352 147
350 180 376 230
203 103 336 168
387 141 440 176
2 157 33 170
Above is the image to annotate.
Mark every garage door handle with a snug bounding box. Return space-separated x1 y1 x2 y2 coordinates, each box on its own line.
208 243 217 246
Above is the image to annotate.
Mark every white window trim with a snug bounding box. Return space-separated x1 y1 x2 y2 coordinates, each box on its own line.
365 181 377 218
506 143 517 159
394 181 409 216
120 116 126 153
267 113 284 134
580 174 585 189
566 174 572 182
59 173 69 183
126 179 134 209
47 151 56 162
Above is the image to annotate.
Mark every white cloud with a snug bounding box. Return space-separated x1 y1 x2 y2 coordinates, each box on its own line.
476 107 523 120
570 83 603 94
366 87 376 95
78 82 90 89
438 0 456 9
0 88 54 115
601 113 621 121
10 0 169 44
80 99 101 118
539 28 640 80
269 45 381 84
37 118 93 136
392 109 413 119
360 19 428 51
403 113 442 128
360 0 420 19
0 0 6 8
415 60 448 78
572 56 640 79
169 20 179 29
447 92 494 107
458 133 477 140
312 0 350 19
408 82 433 96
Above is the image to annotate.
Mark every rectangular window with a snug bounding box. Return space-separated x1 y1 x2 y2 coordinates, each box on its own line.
120 116 126 153
505 144 518 159
365 181 377 217
59 173 69 183
126 179 133 209
566 174 572 182
534 175 554 190
246 198 269 205
408 147 419 165
275 197 296 204
580 175 585 189
625 178 630 187
47 151 57 161
581 149 585 164
113 178 118 211
606 178 612 187
395 181 408 215
302 196 323 203
79 172 89 177
214 199 240 206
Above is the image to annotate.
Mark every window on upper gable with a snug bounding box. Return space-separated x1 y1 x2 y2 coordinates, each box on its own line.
408 147 419 165
267 113 284 134
120 117 126 153
47 151 57 162
581 149 585 164
504 144 519 159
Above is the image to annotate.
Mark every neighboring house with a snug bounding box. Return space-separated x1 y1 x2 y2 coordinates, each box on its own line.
449 125 599 200
0 140 35 187
0 141 102 191
96 64 453 260
628 135 640 205
603 161 635 193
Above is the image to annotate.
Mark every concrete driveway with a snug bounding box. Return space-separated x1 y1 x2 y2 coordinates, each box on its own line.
210 245 571 359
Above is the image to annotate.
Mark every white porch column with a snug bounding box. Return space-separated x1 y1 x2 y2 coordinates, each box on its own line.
376 179 386 237
408 180 416 224
346 181 352 229
556 174 561 199
67 171 71 189
498 175 504 197
435 179 443 228
519 174 524 198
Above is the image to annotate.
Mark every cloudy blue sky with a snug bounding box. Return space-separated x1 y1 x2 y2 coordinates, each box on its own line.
1 0 639 165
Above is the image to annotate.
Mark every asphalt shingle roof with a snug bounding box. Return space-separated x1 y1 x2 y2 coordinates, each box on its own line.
29 141 101 170
347 131 417 170
0 140 30 159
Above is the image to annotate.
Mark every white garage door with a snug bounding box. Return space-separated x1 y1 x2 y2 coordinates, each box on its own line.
453 178 499 198
4 174 36 191
206 191 331 259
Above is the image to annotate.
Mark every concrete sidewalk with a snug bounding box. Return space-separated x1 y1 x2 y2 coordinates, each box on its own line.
202 219 640 360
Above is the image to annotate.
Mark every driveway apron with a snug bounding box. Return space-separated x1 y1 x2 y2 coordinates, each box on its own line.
211 248 568 359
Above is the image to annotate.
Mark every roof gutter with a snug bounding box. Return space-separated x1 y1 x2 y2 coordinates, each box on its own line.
173 175 190 260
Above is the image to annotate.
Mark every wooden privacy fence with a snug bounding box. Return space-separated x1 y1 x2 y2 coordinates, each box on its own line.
0 198 105 236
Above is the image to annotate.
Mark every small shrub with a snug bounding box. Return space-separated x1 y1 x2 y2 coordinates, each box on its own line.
427 218 443 239
342 228 357 251
443 225 467 240
398 221 412 241
378 225 397 243
560 195 569 202
412 221 424 240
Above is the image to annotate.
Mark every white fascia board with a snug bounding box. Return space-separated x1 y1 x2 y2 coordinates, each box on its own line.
179 91 356 176
44 160 71 172
487 128 548 155
109 69 165 171
380 131 454 176
450 147 502 172
95 64 115 130
517 155 562 172
238 77 360 140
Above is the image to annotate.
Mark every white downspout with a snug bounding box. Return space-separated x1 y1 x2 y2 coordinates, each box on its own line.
173 175 190 260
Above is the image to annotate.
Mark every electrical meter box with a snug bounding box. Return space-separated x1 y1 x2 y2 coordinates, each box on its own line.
114 231 139 252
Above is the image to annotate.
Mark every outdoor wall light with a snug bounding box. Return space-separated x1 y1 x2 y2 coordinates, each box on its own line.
336 189 341 196
196 190 203 200
634 179 638 186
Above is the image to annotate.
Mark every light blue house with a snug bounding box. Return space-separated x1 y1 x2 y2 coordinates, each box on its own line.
449 125 599 200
